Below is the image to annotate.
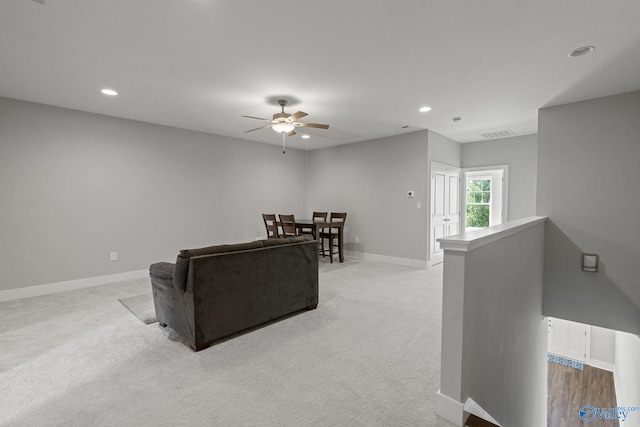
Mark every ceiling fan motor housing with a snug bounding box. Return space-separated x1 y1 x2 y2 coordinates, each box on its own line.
273 112 290 122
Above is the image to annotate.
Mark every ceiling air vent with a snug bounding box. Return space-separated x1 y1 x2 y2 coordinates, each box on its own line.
479 129 516 139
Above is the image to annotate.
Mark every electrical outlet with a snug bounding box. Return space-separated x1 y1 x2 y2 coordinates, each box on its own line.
110 252 118 261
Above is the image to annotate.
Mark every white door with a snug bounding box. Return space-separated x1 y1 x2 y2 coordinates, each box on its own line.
430 163 460 266
548 317 587 362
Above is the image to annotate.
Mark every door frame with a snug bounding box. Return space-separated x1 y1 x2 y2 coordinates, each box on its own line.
428 161 461 267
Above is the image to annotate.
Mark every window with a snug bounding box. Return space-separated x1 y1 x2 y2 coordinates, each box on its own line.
466 178 491 229
462 167 506 232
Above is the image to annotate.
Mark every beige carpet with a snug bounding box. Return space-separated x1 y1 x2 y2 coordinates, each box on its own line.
0 259 454 427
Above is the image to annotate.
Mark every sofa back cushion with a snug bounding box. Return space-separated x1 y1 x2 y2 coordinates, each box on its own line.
172 235 315 293
173 240 264 292
260 234 313 247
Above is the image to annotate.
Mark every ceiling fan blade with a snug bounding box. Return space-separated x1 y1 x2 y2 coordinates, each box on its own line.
245 125 272 133
287 111 308 122
295 122 330 129
286 129 297 136
241 115 271 121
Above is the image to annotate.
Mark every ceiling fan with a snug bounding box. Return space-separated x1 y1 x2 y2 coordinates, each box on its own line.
242 99 330 137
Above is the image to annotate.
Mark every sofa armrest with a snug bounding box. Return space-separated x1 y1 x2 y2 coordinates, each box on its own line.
149 262 175 289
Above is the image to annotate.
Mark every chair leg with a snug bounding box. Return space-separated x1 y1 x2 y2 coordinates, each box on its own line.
329 237 334 263
321 236 326 257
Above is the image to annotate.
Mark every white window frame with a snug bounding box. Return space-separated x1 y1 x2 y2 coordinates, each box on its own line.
461 165 509 233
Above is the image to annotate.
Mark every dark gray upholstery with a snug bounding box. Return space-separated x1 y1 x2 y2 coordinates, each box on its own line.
149 235 318 351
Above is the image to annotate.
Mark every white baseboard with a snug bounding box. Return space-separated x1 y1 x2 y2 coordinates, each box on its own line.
0 269 149 302
587 357 615 372
2 252 427 302
436 390 465 427
344 251 428 269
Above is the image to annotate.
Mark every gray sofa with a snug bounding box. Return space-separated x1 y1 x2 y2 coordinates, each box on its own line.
149 235 318 351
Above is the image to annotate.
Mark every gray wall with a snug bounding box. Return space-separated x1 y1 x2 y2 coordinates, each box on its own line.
589 326 615 366
428 130 462 168
307 131 429 262
537 91 640 334
0 97 307 291
461 222 547 427
462 134 537 221
439 219 547 426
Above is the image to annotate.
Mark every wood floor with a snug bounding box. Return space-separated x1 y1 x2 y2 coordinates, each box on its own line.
465 414 499 427
548 362 618 427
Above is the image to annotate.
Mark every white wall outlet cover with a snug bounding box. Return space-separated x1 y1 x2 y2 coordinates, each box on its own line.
407 190 415 198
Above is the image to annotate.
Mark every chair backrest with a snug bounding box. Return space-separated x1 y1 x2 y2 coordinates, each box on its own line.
324 212 347 234
312 211 328 222
262 213 280 239
330 212 347 224
279 214 298 237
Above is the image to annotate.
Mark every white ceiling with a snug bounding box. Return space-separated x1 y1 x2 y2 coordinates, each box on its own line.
2 1 640 150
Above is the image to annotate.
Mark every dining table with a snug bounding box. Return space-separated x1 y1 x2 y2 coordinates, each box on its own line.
295 219 345 263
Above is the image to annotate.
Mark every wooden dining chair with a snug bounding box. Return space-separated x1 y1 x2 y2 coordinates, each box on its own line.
262 213 280 239
279 214 298 238
320 212 347 263
300 211 328 238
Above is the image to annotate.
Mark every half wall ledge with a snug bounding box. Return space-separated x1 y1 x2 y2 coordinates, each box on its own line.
437 216 548 252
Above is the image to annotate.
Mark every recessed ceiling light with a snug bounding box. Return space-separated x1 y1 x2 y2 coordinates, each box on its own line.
419 106 432 113
568 46 595 58
452 117 462 123
101 89 118 96
301 135 310 139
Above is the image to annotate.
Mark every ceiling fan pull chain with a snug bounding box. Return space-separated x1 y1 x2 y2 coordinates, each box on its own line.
282 131 286 154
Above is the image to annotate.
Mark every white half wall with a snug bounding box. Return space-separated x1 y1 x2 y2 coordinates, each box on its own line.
614 332 640 415
438 217 547 427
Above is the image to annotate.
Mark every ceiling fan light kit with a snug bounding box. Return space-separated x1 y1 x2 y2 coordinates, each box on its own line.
272 123 295 133
242 99 329 153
